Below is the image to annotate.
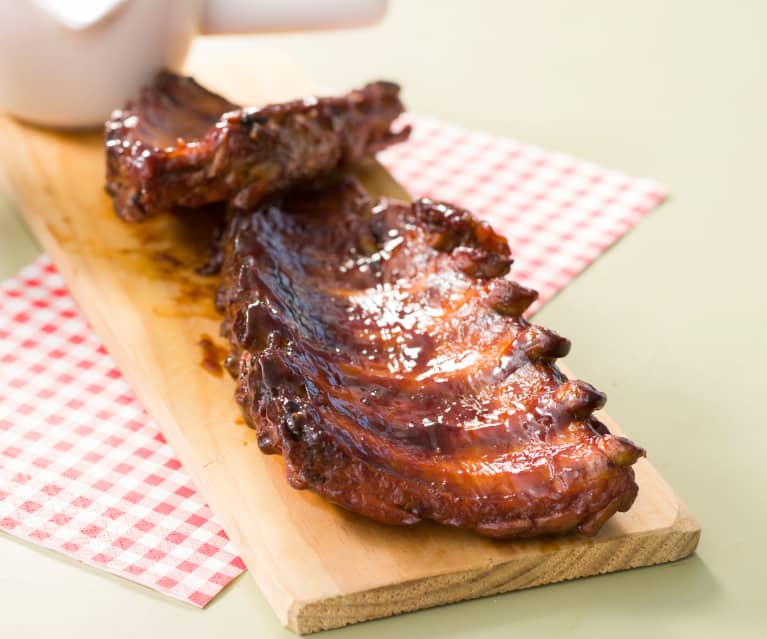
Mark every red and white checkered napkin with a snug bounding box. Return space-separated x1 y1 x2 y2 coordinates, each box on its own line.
379 115 666 313
0 114 665 606
0 260 246 607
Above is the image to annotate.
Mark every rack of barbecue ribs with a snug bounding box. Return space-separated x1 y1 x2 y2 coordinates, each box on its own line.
105 72 410 221
216 179 644 538
105 75 644 538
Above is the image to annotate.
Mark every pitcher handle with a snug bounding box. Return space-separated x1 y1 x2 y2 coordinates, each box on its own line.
200 0 387 35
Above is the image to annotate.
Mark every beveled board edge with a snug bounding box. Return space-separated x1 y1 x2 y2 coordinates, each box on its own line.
289 504 699 634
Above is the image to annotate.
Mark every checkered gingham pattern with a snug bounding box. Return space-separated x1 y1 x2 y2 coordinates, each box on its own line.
0 114 665 606
0 259 246 606
379 115 666 313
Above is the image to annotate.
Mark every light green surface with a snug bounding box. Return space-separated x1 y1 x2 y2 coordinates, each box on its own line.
1 1 765 637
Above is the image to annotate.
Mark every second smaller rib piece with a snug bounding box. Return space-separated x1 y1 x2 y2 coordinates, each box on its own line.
105 72 410 222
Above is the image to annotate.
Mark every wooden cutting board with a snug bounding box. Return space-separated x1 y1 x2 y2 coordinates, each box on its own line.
0 40 699 634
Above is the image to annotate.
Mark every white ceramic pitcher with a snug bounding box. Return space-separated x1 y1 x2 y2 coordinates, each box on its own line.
0 0 387 128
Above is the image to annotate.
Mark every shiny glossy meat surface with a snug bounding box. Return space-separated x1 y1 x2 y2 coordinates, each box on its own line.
105 72 409 222
218 179 645 538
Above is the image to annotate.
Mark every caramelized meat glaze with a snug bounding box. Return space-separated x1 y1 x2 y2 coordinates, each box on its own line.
216 179 644 538
105 75 644 538
105 72 409 222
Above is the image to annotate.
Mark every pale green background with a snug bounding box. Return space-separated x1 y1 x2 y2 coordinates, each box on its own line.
1 1 765 637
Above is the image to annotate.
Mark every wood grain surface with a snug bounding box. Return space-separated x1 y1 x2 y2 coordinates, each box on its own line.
0 41 699 634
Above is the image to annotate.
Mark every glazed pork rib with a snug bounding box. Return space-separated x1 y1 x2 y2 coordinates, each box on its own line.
218 178 644 538
105 72 409 222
